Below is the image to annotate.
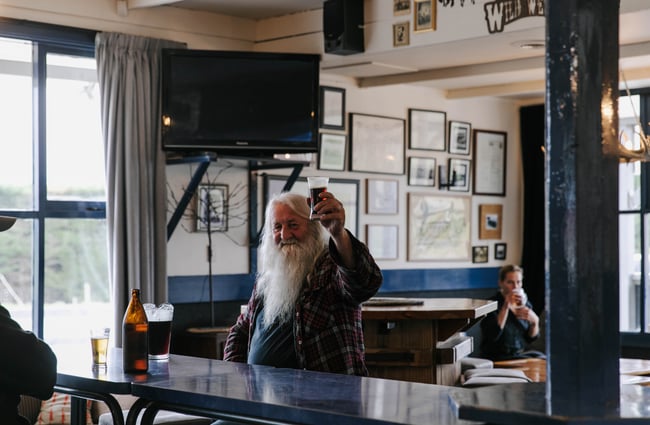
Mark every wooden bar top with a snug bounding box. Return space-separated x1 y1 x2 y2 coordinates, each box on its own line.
362 297 497 320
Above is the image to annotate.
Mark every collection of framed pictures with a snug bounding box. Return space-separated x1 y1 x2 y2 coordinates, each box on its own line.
392 0 436 48
319 89 507 196
312 84 509 263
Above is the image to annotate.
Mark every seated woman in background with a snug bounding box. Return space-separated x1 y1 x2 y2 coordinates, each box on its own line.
480 264 544 361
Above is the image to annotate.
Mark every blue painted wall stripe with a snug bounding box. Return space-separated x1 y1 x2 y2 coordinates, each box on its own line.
169 267 499 304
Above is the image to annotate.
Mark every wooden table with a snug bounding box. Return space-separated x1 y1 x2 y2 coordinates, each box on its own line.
489 357 650 385
493 358 547 382
172 326 231 360
361 297 497 385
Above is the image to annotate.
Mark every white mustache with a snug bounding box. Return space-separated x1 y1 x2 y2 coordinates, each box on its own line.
279 238 298 247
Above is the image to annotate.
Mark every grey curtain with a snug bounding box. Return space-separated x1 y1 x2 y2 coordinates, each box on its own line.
95 32 184 343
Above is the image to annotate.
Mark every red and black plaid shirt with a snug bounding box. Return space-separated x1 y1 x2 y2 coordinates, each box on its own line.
224 232 383 375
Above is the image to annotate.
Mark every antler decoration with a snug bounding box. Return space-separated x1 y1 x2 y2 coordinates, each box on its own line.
603 69 650 162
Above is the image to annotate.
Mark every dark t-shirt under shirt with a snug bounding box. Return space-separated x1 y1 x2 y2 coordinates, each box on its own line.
248 305 298 368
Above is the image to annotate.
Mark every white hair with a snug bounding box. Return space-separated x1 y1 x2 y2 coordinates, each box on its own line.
256 192 327 325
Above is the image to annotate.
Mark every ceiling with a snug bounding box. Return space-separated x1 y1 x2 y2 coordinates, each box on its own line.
133 0 650 101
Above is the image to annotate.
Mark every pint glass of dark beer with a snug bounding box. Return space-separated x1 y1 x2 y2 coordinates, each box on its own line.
307 176 329 220
143 303 174 360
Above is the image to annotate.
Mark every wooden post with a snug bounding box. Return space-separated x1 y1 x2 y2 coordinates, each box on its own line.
545 0 620 416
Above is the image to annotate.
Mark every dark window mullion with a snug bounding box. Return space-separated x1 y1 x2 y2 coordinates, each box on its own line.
31 43 47 338
639 93 650 334
45 200 106 218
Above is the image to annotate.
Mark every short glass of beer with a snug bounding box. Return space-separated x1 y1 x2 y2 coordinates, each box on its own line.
144 303 174 360
90 327 110 367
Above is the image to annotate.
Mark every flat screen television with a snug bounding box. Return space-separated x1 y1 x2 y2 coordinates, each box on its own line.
161 49 320 156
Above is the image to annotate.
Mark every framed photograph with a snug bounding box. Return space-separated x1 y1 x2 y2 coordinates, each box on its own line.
366 179 399 215
350 113 405 175
366 224 399 260
472 246 489 263
438 164 448 189
265 175 359 236
448 121 471 155
448 158 471 192
318 133 346 171
414 0 436 32
473 129 507 196
409 108 446 151
479 204 503 239
407 193 470 261
196 184 228 232
393 22 410 47
495 243 507 260
408 157 436 186
319 86 345 130
394 0 411 15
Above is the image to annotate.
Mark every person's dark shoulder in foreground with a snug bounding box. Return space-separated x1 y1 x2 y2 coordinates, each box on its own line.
0 304 57 425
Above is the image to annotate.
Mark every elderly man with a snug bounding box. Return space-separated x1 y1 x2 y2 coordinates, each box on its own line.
224 190 383 375
0 216 57 425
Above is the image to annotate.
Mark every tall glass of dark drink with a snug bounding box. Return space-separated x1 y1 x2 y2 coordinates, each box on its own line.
307 176 329 220
143 303 174 360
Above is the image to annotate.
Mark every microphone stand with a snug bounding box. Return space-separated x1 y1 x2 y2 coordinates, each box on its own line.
205 189 215 327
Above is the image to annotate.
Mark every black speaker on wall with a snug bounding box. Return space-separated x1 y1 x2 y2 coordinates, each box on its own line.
323 0 364 55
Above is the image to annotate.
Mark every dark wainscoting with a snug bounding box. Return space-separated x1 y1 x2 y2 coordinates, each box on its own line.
169 267 501 356
168 266 500 305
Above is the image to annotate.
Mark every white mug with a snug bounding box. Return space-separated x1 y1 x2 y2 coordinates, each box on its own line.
512 288 528 308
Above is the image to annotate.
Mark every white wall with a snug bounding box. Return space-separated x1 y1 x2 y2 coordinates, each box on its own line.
166 80 523 276
1 0 526 278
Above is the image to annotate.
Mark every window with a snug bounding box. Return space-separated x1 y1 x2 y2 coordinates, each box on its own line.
0 22 110 350
619 92 650 338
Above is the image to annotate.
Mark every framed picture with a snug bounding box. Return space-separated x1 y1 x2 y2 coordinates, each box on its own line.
448 158 471 192
366 179 399 215
196 184 228 232
265 175 359 236
319 86 345 130
349 113 405 175
448 121 471 155
409 109 446 151
438 164 448 189
408 157 436 186
473 129 507 196
319 133 346 171
495 243 507 260
393 22 410 47
414 0 436 32
479 204 503 239
472 246 489 263
394 0 411 15
366 224 399 260
407 193 470 261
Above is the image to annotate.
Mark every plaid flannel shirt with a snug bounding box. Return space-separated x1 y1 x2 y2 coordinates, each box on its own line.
223 231 382 375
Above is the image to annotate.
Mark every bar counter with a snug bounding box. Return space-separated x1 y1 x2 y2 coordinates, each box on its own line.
362 297 497 385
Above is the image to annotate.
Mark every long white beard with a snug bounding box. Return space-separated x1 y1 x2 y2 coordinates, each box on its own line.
257 237 325 326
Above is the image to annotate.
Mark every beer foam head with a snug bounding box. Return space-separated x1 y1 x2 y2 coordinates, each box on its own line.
143 303 174 321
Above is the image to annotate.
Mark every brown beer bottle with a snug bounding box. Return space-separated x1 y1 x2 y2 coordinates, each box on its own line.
122 288 149 373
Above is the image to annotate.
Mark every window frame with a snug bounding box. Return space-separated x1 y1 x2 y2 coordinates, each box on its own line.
0 20 102 338
620 88 650 349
